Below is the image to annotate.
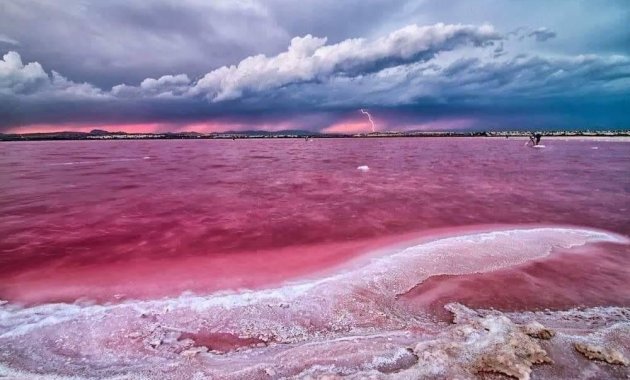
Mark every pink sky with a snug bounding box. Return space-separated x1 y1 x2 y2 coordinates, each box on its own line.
6 116 476 134
5 120 303 134
323 115 476 134
6 123 167 134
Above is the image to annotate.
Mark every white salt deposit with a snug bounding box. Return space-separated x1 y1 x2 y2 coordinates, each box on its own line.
0 226 627 379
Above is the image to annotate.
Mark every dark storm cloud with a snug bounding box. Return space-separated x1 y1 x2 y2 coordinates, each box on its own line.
262 0 408 43
0 0 408 89
0 0 291 87
0 0 629 131
3 45 628 131
528 28 557 42
0 23 503 126
3 0 628 87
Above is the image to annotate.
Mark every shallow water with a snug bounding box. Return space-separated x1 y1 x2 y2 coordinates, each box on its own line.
0 138 629 378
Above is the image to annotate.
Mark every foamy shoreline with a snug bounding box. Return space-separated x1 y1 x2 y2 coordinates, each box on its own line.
1 226 628 379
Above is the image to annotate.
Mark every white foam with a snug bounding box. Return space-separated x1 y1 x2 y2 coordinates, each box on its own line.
357 165 370 171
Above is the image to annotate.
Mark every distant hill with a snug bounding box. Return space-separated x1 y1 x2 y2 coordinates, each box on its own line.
89 129 120 135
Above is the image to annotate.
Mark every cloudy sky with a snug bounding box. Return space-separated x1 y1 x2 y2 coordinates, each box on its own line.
0 0 628 133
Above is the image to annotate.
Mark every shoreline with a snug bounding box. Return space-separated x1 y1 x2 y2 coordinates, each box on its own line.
0 224 628 379
2 223 624 307
1 132 629 142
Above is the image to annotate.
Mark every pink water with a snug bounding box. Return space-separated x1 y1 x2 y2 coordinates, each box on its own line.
0 138 629 379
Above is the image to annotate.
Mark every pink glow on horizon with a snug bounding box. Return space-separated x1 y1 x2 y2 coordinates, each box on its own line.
6 122 167 134
323 121 374 134
324 116 476 133
6 120 302 134
5 116 476 135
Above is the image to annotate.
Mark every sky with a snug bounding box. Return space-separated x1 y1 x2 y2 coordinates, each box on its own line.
0 0 629 134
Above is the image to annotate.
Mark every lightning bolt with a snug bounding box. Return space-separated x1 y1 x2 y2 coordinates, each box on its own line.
360 109 376 133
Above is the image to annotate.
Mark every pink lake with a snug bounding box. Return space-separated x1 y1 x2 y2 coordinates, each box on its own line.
0 137 629 379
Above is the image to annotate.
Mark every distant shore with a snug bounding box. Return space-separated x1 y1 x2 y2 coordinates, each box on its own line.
1 129 628 141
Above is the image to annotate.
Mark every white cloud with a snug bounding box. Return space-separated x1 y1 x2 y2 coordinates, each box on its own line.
190 23 501 101
140 74 190 90
51 71 104 98
0 51 49 94
112 74 191 97
0 51 104 97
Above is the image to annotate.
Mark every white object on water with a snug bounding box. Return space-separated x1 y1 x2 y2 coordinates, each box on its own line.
532 145 546 149
357 165 370 171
